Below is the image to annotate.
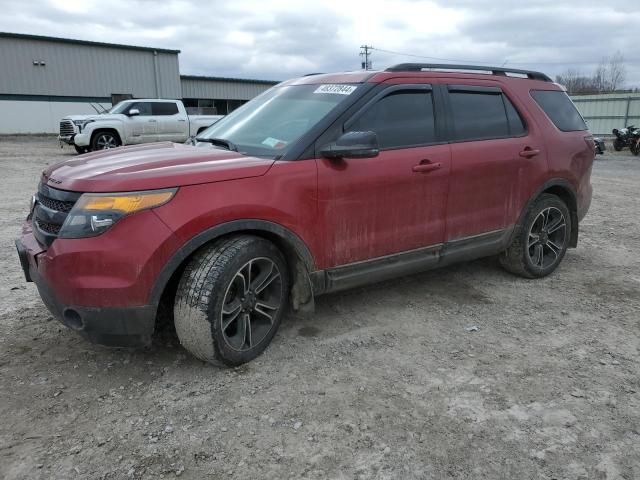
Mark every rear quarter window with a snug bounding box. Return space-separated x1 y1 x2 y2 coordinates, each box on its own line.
530 90 587 132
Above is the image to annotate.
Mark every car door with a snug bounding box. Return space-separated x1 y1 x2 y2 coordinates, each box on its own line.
151 102 187 142
316 85 451 268
125 102 158 144
443 84 548 241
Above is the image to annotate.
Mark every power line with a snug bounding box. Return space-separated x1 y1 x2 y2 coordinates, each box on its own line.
369 46 625 67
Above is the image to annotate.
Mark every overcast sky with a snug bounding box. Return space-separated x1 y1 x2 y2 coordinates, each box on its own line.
0 0 638 86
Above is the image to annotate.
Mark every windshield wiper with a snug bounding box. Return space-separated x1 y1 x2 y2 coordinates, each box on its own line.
195 137 238 152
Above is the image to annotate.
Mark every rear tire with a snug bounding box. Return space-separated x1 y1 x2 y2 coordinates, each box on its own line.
631 140 640 156
499 194 571 278
173 236 289 366
613 138 624 151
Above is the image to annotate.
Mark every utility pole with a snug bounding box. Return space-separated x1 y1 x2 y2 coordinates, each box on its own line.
360 45 372 70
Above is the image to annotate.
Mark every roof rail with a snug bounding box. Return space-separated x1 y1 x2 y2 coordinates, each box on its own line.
385 63 552 82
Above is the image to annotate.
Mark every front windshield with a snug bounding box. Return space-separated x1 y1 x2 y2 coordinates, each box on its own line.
196 83 360 158
108 101 130 114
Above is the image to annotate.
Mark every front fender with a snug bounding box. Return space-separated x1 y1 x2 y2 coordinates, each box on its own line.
83 120 125 143
148 218 316 311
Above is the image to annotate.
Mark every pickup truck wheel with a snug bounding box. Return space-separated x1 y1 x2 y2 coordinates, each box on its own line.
74 145 89 154
499 194 571 278
91 131 120 151
174 236 289 366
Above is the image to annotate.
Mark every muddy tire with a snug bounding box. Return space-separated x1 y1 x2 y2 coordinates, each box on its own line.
173 236 289 367
499 194 571 279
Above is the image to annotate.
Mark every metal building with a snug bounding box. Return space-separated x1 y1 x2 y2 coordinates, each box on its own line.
571 93 640 135
181 75 277 115
0 32 277 134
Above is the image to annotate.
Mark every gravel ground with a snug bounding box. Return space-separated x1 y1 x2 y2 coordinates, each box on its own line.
1 136 639 480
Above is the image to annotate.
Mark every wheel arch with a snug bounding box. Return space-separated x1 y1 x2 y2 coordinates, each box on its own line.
518 179 579 248
150 220 317 319
90 127 122 147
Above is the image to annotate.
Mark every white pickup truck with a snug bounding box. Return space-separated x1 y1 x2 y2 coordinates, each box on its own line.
59 99 223 153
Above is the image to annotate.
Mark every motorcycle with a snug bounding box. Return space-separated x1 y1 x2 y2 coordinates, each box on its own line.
612 125 639 152
630 129 640 156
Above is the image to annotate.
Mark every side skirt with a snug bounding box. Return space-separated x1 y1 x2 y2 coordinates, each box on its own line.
311 227 514 295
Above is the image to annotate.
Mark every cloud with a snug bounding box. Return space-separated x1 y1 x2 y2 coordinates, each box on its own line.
0 0 638 85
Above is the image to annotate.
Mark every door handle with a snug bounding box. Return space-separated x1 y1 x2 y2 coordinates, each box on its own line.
148 119 158 123
178 119 186 122
519 147 540 158
412 159 442 173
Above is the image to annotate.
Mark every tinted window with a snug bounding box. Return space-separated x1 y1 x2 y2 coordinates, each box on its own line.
127 102 152 116
531 90 587 131
348 91 436 149
504 96 526 136
152 102 179 115
449 91 509 141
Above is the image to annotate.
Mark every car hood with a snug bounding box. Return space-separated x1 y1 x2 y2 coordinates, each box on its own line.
64 114 124 122
42 142 276 193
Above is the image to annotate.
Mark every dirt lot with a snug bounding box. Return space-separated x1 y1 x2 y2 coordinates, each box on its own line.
0 136 639 480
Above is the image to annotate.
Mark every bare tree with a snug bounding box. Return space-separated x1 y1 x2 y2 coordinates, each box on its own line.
556 69 599 94
607 51 626 91
593 59 608 92
557 52 627 94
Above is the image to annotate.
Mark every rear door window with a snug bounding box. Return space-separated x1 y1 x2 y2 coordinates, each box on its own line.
152 102 180 116
448 89 511 141
530 90 587 131
348 90 436 149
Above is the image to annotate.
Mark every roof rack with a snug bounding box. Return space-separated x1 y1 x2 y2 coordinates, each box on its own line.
385 63 552 82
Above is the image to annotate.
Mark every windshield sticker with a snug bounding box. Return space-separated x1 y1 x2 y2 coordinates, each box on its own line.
313 84 357 95
262 137 288 149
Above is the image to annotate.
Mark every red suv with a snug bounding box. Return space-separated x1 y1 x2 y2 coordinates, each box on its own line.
16 64 594 366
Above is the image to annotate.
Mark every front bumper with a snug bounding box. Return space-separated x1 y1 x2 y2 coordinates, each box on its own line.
58 132 91 147
16 228 156 348
58 134 75 145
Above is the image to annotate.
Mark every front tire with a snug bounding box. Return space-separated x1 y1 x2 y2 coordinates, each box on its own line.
91 131 120 151
499 194 571 278
74 145 89 154
174 236 289 366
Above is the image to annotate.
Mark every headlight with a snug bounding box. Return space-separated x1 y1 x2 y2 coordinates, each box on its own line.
72 120 95 132
59 189 176 238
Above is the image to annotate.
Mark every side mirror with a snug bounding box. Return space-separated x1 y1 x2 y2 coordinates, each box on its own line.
321 131 379 159
128 108 140 116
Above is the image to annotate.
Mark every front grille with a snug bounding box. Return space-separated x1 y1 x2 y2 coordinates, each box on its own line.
32 183 81 247
37 196 75 213
59 120 75 136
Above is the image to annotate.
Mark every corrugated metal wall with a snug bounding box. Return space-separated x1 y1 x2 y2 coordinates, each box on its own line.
180 76 276 100
571 93 640 135
0 36 181 99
